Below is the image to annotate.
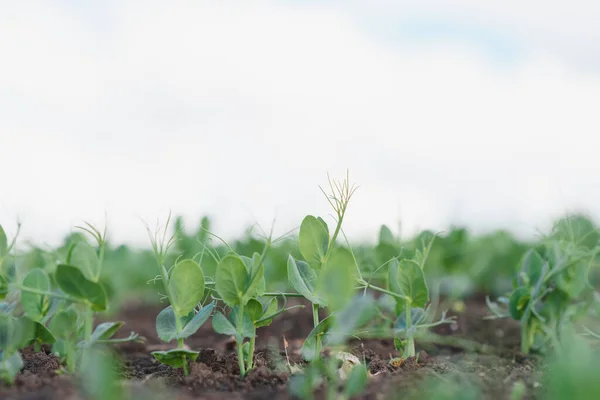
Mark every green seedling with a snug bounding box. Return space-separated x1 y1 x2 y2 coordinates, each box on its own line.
385 238 455 358
147 215 214 375
0 314 34 384
287 173 362 359
11 222 138 372
288 294 378 400
212 251 269 377
0 223 21 299
487 238 600 354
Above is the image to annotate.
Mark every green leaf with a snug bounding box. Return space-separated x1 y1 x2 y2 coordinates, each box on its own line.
0 226 7 258
55 264 107 311
0 351 23 385
21 269 51 321
255 297 279 328
393 308 427 333
245 299 264 323
212 311 236 336
319 247 355 311
243 258 264 303
302 316 332 361
87 321 124 345
177 301 215 339
230 306 256 339
379 225 396 245
554 260 589 298
329 295 377 345
344 364 368 397
0 316 34 351
49 309 78 340
299 216 329 269
389 259 429 308
168 259 205 316
519 250 545 286
0 276 7 300
215 255 247 307
287 256 327 306
156 306 179 342
375 243 399 266
31 321 56 346
152 349 199 368
509 287 531 320
69 242 100 282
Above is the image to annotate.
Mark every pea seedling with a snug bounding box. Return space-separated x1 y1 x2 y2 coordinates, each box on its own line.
487 240 600 354
287 173 361 359
146 215 214 375
212 248 282 376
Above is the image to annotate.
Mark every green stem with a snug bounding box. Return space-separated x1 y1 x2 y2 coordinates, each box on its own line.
262 292 305 298
237 303 247 377
175 315 190 376
361 281 409 301
313 303 321 356
245 336 255 372
405 306 415 358
15 285 79 303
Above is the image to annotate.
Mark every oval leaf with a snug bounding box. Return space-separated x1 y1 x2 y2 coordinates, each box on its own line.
156 306 179 342
215 255 247 307
212 311 237 336
299 216 329 269
509 287 531 320
319 247 355 311
0 225 7 257
302 316 332 361
69 242 100 282
389 259 429 308
21 269 51 321
287 256 327 306
168 259 205 316
152 349 199 368
55 265 107 311
177 301 215 339
49 309 78 340
88 321 124 344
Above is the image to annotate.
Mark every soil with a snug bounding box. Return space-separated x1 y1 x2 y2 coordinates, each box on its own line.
0 296 545 400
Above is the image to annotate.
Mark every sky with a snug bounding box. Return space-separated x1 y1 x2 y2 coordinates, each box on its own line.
1 0 600 247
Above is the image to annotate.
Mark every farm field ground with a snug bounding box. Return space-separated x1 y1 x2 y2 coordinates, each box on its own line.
3 295 539 400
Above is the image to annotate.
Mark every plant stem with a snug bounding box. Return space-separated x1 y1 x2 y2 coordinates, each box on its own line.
405 306 415 358
361 281 409 301
245 336 255 372
15 285 78 303
312 303 321 356
262 292 305 298
237 303 247 377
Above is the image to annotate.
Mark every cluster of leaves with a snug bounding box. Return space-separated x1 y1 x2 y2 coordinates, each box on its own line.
487 218 600 354
0 223 140 384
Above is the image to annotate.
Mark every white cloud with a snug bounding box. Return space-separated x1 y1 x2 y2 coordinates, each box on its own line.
1 1 599 246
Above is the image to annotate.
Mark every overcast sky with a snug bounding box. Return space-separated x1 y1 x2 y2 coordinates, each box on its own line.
1 0 600 247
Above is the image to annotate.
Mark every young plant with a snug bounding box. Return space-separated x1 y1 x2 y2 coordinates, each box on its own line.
287 173 361 359
212 250 271 377
12 222 139 372
487 239 600 354
385 238 455 358
147 215 214 376
0 314 33 385
0 223 20 299
288 294 378 400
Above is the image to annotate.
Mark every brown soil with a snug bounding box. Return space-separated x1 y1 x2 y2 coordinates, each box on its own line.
0 296 544 400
